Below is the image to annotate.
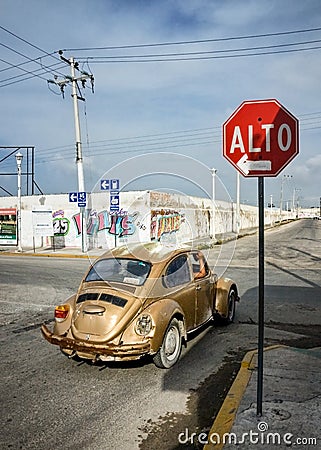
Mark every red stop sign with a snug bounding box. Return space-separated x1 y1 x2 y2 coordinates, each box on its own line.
223 99 299 177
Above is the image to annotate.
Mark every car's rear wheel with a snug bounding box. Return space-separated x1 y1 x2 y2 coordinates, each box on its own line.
153 318 182 368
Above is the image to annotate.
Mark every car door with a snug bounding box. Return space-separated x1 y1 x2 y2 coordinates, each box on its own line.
163 253 196 330
189 252 213 326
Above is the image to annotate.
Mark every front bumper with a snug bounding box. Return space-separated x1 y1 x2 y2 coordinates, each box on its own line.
41 324 151 359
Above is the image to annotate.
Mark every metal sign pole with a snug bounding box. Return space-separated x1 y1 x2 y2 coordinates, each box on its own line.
257 176 265 416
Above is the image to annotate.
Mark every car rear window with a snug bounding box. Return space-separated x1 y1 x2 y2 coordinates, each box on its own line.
85 258 151 286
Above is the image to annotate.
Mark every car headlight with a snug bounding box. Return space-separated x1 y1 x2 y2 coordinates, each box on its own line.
135 314 153 336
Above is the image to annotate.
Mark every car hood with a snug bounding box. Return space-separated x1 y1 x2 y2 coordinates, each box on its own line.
71 287 143 343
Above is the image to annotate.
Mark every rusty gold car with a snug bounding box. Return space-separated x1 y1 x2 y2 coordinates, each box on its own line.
41 242 239 368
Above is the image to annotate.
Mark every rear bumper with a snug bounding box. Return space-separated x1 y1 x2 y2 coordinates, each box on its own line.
41 324 151 358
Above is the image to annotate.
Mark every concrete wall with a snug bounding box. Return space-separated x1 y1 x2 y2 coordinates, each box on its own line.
0 191 293 249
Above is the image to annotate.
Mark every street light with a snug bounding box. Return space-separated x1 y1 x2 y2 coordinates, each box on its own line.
279 174 293 221
15 152 23 252
210 168 217 242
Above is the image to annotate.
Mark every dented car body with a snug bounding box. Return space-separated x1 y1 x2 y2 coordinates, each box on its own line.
41 242 239 368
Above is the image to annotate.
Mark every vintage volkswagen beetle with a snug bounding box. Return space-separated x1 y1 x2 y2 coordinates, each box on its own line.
41 242 239 368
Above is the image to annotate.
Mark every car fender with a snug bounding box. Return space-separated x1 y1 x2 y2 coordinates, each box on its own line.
53 294 76 335
146 299 187 353
215 278 239 318
121 299 186 354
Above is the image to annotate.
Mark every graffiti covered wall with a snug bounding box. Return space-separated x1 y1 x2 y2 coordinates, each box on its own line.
0 190 292 249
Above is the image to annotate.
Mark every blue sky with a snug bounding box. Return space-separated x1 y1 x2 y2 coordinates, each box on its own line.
1 0 321 208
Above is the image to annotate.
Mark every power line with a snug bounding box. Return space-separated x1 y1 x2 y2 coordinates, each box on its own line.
1 110 319 165
16 112 321 161
75 38 321 61
0 25 61 63
62 26 321 51
0 40 66 83
0 53 57 74
1 26 320 88
0 59 67 88
30 120 321 166
0 26 67 86
35 109 321 156
1 114 320 170
35 138 218 165
0 61 66 86
0 57 50 83
76 44 321 63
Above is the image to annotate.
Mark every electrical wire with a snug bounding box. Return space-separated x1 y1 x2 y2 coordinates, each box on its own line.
0 41 67 82
5 112 316 165
75 38 321 61
31 116 321 166
0 25 61 63
0 61 66 85
1 110 319 164
0 25 67 86
0 53 58 74
1 26 321 87
1 113 320 171
75 44 321 63
62 26 321 51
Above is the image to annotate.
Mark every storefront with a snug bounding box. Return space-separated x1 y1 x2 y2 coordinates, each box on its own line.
0 208 17 245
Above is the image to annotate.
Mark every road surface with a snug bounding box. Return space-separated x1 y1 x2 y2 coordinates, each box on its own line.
0 219 320 449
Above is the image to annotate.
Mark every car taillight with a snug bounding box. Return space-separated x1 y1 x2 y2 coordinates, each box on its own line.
55 304 70 322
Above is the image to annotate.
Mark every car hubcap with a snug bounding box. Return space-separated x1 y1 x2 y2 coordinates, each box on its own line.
165 327 179 359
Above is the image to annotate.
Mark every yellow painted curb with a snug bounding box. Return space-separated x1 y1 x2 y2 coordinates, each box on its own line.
203 345 284 450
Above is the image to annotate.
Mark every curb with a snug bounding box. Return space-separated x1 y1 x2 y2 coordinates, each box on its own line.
203 345 284 450
0 251 100 259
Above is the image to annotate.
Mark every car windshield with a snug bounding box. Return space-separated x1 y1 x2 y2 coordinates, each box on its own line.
85 258 151 286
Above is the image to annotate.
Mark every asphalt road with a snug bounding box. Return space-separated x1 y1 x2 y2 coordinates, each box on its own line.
0 219 320 450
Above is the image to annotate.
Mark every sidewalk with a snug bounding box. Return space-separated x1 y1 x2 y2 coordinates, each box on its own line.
204 346 321 449
0 245 105 259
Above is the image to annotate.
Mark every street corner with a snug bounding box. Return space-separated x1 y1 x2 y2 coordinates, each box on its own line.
203 345 285 450
204 345 321 449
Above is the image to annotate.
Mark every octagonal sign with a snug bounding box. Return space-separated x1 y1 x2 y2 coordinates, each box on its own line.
223 99 299 177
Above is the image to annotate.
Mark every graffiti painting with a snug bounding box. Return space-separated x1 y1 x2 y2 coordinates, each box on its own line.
150 209 183 241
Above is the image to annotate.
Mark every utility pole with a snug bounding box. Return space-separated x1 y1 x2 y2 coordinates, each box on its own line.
70 56 85 194
48 52 94 252
210 168 217 242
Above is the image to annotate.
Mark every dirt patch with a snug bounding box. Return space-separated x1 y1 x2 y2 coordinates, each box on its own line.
138 351 244 450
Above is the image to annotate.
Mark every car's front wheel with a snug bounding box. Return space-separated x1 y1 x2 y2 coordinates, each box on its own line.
153 318 182 369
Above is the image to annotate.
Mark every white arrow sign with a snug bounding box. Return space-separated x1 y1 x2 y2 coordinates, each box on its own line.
100 180 110 190
69 192 78 202
237 154 272 175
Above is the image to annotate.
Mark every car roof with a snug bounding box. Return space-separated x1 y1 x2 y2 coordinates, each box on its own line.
97 242 196 265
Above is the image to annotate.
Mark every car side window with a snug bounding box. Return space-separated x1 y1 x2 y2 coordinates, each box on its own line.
164 254 191 288
190 252 209 279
